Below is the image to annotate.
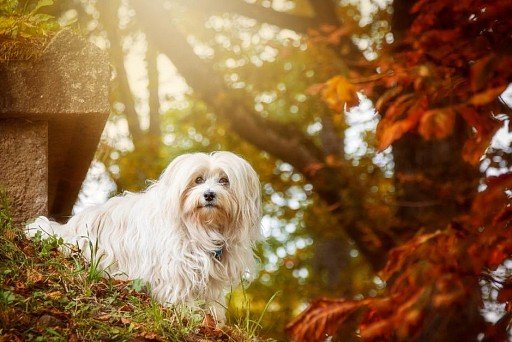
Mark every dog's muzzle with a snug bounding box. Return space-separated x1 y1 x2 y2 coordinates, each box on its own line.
204 190 216 202
203 190 217 208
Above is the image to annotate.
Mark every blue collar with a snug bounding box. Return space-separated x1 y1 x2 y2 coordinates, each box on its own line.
213 248 223 260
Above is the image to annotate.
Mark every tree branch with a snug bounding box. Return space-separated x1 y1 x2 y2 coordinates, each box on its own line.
175 0 319 34
131 0 326 168
131 0 393 269
309 0 340 26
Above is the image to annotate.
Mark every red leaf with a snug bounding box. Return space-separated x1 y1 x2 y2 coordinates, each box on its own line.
360 289 426 340
493 205 512 226
470 55 496 92
458 106 501 165
378 119 414 150
497 280 512 303
489 248 507 269
377 96 427 150
471 174 512 224
286 298 368 342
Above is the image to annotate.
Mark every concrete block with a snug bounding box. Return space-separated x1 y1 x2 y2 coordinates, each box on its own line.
0 30 110 224
0 119 48 226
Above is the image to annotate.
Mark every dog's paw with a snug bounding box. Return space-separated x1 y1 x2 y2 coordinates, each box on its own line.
25 216 53 239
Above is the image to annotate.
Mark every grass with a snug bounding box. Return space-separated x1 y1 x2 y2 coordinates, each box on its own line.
227 281 280 339
0 192 274 341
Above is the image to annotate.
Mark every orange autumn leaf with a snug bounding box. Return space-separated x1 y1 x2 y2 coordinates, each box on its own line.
471 174 512 224
418 108 456 140
26 268 44 284
384 93 416 120
378 119 414 150
360 289 426 340
377 97 427 150
457 106 501 165
321 76 359 112
493 205 512 226
462 135 491 165
469 85 507 106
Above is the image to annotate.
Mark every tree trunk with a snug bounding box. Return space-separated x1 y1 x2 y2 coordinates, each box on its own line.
390 0 485 339
146 45 161 138
97 0 142 144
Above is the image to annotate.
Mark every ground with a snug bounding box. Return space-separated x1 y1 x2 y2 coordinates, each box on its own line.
0 193 270 341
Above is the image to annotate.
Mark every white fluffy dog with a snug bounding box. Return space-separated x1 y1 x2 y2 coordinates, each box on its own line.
26 151 262 321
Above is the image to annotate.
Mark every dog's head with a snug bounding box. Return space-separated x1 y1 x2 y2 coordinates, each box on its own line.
159 151 261 242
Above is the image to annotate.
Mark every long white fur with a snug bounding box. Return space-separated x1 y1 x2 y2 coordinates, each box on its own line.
25 151 262 321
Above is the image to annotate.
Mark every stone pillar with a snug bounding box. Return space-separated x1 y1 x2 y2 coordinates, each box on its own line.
0 30 110 225
0 120 48 225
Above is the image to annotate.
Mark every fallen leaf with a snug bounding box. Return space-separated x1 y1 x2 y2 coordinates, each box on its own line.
45 291 62 300
96 313 111 321
26 268 44 284
201 314 216 330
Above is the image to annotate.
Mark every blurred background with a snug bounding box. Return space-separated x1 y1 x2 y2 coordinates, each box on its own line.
9 0 512 340
70 2 395 339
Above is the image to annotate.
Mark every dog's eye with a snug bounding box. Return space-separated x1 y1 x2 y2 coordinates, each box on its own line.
195 177 204 184
219 177 229 185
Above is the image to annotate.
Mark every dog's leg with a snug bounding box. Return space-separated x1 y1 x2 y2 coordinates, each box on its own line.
208 295 226 323
25 215 96 255
25 216 79 242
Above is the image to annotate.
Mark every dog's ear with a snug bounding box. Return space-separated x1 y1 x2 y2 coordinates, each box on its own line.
244 161 263 243
242 157 262 243
159 153 190 186
221 153 262 243
158 153 193 221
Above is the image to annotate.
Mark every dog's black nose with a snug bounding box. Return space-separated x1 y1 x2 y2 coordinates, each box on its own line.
204 191 216 202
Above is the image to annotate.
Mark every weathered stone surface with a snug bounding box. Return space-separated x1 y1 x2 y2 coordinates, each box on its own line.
0 29 109 115
0 29 110 223
0 119 48 226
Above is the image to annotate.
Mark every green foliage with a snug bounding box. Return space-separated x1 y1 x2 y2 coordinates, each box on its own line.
31 230 63 257
0 0 60 60
0 0 59 38
85 235 107 283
